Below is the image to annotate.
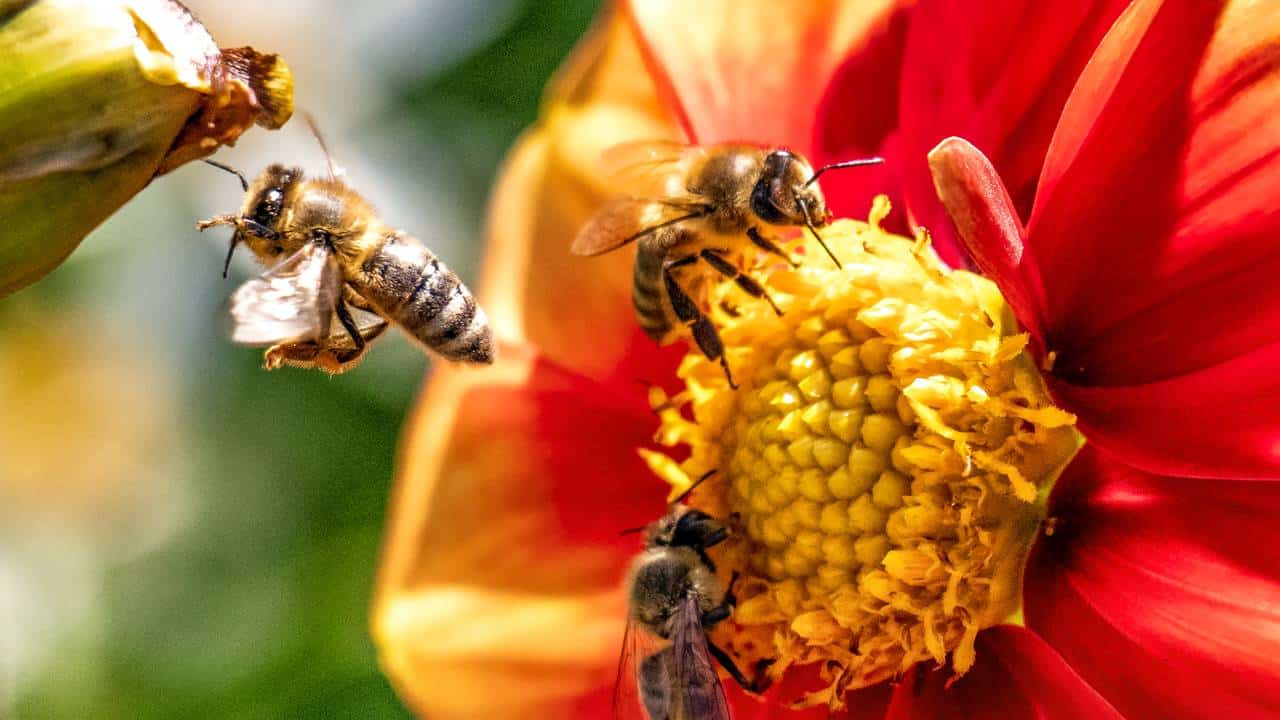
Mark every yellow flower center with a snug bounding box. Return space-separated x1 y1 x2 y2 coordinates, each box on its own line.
642 198 1081 708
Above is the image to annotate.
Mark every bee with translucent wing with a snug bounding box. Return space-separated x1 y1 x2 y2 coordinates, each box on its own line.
197 117 493 374
572 141 880 387
616 473 761 720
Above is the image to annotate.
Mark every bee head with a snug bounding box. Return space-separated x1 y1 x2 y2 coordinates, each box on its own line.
647 506 728 551
750 150 829 228
198 162 305 277
241 164 303 237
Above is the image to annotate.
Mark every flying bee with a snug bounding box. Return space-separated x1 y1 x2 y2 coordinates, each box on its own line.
615 473 759 720
196 120 493 373
571 142 882 387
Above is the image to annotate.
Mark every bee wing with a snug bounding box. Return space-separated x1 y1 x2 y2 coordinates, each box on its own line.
613 621 672 720
570 197 706 257
228 243 341 345
573 141 710 257
671 594 731 720
600 140 707 197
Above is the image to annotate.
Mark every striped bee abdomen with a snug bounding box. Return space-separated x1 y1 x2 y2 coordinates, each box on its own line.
358 233 493 364
633 237 673 343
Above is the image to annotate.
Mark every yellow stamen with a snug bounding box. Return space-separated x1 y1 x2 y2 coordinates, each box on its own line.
650 198 1082 707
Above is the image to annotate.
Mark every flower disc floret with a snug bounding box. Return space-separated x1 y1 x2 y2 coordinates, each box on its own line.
644 198 1080 706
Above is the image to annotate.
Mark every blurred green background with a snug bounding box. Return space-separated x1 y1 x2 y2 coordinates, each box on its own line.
0 1 597 717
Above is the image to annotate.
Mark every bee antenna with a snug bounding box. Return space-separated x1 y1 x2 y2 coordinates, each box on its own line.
618 525 647 536
803 157 884 188
202 159 249 191
303 111 342 179
672 469 717 505
797 197 842 268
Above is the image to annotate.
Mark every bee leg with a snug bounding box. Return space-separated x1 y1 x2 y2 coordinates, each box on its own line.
747 227 799 268
334 295 366 351
197 213 277 240
196 214 241 278
705 640 756 691
195 213 237 231
663 258 737 389
751 659 776 692
723 571 741 607
702 604 731 625
699 249 783 316
221 236 240 278
343 287 377 313
695 549 717 574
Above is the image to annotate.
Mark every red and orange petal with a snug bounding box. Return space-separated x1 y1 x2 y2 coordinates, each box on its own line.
479 5 680 380
1026 445 1280 718
381 1 1280 718
622 0 913 154
373 343 673 718
624 0 915 236
934 0 1280 480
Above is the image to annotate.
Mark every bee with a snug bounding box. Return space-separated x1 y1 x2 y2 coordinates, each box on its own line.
616 474 758 720
571 142 881 387
196 120 493 373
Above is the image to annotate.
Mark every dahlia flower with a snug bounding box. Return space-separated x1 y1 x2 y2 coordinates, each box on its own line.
373 1 1280 717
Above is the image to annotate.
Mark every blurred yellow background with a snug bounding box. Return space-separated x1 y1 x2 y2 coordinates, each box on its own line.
0 1 599 717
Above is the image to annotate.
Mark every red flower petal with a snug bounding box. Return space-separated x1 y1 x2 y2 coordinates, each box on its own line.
927 137 1047 345
808 6 913 228
379 338 674 602
623 0 913 155
1025 0 1280 385
893 0 1130 268
1026 444 1280 718
1051 340 1280 480
375 338 682 717
722 662 892 720
837 683 895 720
884 626 1122 720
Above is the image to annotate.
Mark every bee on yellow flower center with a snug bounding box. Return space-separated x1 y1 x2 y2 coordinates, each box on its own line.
641 198 1081 708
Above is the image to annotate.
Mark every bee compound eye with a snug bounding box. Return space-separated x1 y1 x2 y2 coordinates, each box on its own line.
750 178 787 224
251 188 285 228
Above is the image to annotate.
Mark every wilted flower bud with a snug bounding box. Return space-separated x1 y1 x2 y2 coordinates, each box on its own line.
0 0 293 296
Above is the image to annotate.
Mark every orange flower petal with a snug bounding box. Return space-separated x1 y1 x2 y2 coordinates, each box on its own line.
373 340 678 717
376 346 669 598
624 0 914 153
376 585 623 719
376 9 689 715
480 6 678 379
